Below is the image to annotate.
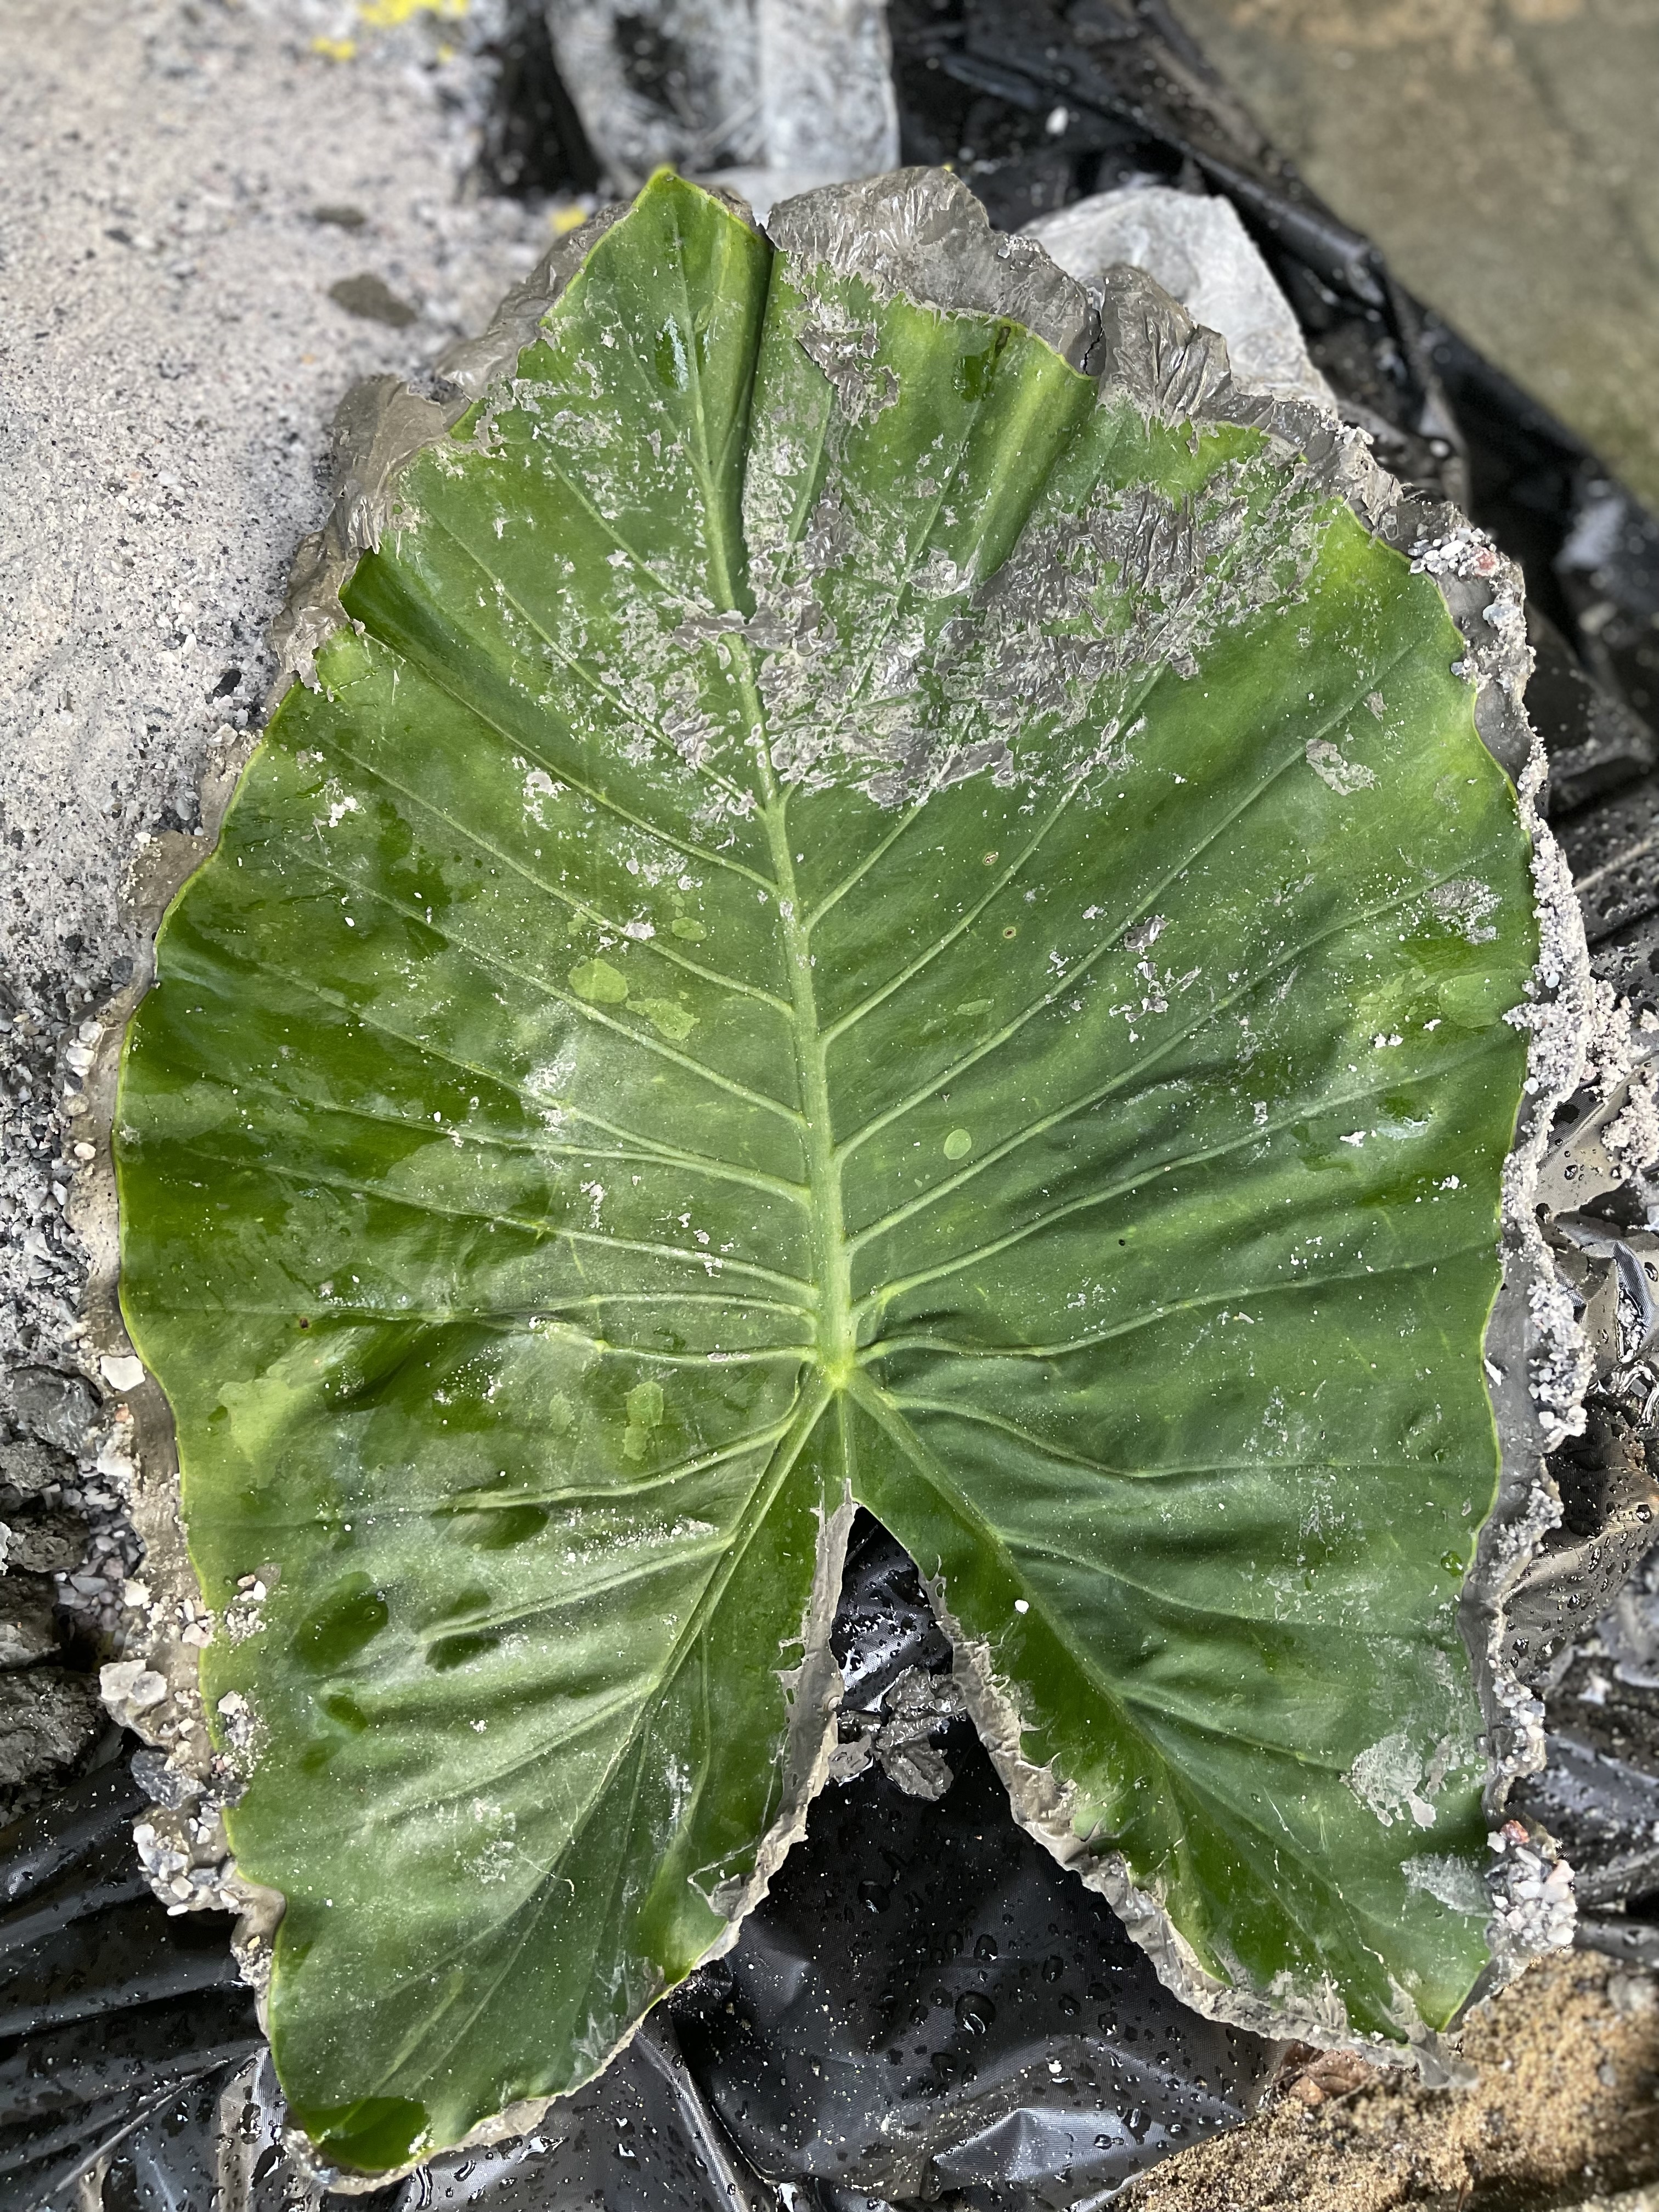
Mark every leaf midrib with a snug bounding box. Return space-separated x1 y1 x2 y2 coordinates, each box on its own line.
664 201 856 1400
374 217 871 2072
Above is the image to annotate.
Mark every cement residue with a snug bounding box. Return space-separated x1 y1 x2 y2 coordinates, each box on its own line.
272 200 629 695
1028 183 1337 409
767 166 1098 370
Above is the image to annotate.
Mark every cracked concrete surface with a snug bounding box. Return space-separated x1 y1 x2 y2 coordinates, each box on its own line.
1169 0 1659 511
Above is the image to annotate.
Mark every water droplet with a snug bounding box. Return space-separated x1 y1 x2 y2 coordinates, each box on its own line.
623 1380 665 1464
428 1628 501 1672
627 1381 664 1427
634 997 697 1041
955 1991 995 2036
670 916 706 941
974 1932 998 1961
294 1575 388 1672
955 346 997 402
944 1128 973 1160
464 1503 549 1550
568 958 628 1005
432 1582 494 1624
654 319 689 392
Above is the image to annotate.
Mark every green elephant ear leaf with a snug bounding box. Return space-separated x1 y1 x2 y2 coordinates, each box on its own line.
117 167 1542 2172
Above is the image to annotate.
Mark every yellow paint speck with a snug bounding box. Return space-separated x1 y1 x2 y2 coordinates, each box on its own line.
357 0 469 25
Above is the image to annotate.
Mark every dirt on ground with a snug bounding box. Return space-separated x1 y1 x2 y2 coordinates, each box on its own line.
1126 1950 1659 2211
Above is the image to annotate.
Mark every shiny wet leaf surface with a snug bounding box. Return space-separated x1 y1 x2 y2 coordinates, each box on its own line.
116 169 1536 2168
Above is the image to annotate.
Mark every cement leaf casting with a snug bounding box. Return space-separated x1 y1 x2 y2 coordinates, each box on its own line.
116 170 1539 2171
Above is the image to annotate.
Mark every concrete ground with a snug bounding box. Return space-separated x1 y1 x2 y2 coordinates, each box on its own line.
1170 0 1659 511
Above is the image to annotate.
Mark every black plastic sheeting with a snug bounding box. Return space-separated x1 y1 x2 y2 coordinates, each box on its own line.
8 3 1659 2208
1516 1726 1659 1975
678 1520 1270 2209
0 1758 259 2212
675 1721 1260 2207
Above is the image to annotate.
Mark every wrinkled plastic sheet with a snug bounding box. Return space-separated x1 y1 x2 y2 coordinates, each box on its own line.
543 0 899 208
0 1759 261 2212
675 1716 1260 2207
1517 1723 1659 1974
675 1519 1269 2209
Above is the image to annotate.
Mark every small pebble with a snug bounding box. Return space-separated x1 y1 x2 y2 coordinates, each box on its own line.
1607 1970 1657 2018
